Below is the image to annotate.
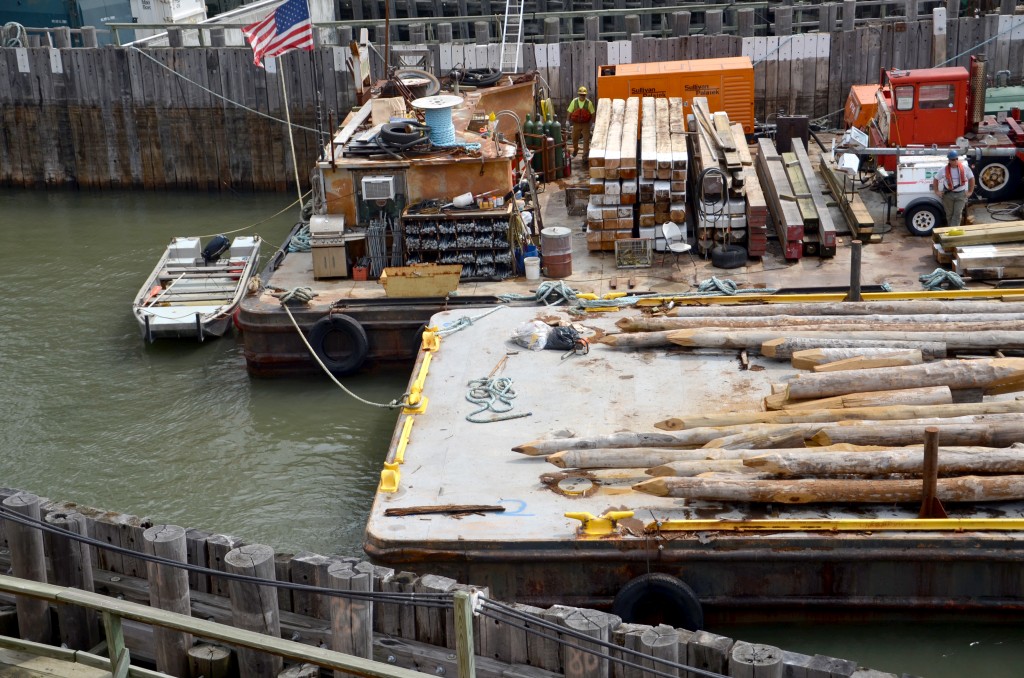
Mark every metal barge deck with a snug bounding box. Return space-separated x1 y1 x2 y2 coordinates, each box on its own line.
364 304 1024 623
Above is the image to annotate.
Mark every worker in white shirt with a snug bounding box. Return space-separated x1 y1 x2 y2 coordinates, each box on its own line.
932 150 975 227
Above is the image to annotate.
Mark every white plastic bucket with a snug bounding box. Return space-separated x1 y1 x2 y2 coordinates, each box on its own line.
524 256 541 281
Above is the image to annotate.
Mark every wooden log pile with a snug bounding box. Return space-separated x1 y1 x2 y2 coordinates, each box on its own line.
638 97 688 245
569 299 1024 505
931 220 1024 280
586 98 639 252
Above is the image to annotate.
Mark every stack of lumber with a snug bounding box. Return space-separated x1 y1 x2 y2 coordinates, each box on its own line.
782 139 837 258
638 97 688 241
755 138 804 260
819 153 876 241
586 98 640 252
931 221 1024 279
742 165 770 257
528 299 1024 506
688 97 754 254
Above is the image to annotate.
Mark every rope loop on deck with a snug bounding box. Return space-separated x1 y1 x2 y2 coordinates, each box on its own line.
696 277 739 295
273 286 318 304
919 268 967 291
465 376 532 423
497 281 579 306
436 305 505 337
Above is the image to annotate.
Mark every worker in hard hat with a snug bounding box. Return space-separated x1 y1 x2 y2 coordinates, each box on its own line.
567 85 596 164
931 150 975 226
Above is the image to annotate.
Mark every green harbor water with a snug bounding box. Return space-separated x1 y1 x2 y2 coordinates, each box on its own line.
2 188 1022 677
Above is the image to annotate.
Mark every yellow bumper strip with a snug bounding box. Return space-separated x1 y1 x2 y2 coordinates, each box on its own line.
647 518 1024 533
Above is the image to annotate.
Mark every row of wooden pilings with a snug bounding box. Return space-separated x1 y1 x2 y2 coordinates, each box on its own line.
0 490 896 678
2 492 378 678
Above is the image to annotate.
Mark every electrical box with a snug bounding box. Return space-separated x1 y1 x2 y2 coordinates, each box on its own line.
361 176 396 201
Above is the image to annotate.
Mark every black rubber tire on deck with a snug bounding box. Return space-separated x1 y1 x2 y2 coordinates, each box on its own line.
380 122 427 146
460 68 503 87
710 243 747 269
307 314 369 376
611 573 704 631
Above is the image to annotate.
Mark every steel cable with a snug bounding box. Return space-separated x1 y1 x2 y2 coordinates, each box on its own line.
0 504 449 608
479 600 730 678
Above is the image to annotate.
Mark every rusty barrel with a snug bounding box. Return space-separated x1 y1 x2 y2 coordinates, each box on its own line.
541 226 573 278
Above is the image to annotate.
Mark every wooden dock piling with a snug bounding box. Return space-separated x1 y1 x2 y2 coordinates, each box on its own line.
224 544 283 678
327 560 374 674
44 510 96 650
143 525 193 677
2 492 52 644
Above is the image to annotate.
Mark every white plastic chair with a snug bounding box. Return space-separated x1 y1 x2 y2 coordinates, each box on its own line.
661 221 692 265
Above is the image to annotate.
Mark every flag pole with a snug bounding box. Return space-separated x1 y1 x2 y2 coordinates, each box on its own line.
279 63 305 215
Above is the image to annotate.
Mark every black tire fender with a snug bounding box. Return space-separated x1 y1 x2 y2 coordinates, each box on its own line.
611 573 704 631
710 243 747 269
307 314 369 376
903 202 944 236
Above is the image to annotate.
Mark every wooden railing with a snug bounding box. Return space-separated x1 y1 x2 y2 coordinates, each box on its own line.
0 573 448 678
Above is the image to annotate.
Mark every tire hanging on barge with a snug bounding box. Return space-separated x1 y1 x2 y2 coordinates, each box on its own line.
307 313 369 376
612 573 704 631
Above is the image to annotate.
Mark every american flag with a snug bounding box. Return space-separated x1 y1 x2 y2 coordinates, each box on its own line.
243 0 314 68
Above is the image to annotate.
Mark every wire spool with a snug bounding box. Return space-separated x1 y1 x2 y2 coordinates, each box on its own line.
412 94 464 147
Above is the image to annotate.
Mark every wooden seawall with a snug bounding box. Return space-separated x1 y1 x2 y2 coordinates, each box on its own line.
2 4 1022 191
0 488 901 678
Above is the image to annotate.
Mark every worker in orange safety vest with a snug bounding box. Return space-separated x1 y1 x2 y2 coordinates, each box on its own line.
567 86 596 162
931 150 975 227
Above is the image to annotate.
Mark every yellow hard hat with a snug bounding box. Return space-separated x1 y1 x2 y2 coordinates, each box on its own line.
577 86 587 95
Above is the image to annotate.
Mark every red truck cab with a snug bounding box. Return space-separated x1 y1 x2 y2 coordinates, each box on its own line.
868 67 971 171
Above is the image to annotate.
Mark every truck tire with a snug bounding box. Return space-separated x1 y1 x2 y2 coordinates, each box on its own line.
904 203 944 236
710 244 747 269
974 158 1021 202
612 573 704 631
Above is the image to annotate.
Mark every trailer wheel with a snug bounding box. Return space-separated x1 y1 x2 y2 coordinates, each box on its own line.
904 203 944 236
611 573 704 631
974 158 1021 202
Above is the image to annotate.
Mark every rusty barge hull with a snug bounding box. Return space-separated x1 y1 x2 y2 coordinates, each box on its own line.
236 240 504 375
364 533 1024 618
364 306 1024 621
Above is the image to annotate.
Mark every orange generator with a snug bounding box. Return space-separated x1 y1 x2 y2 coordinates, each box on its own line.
596 56 756 134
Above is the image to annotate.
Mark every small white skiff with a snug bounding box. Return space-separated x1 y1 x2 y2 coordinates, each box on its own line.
132 235 262 342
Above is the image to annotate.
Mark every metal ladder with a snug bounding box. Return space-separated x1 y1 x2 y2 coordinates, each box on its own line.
499 0 524 73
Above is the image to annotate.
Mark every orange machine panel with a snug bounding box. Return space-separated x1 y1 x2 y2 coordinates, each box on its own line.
597 57 755 134
844 84 880 130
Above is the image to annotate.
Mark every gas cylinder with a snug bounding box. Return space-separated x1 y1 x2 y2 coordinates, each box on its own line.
551 116 564 173
524 114 540 172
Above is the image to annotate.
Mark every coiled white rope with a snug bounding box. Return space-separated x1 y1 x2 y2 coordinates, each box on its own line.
465 376 531 423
